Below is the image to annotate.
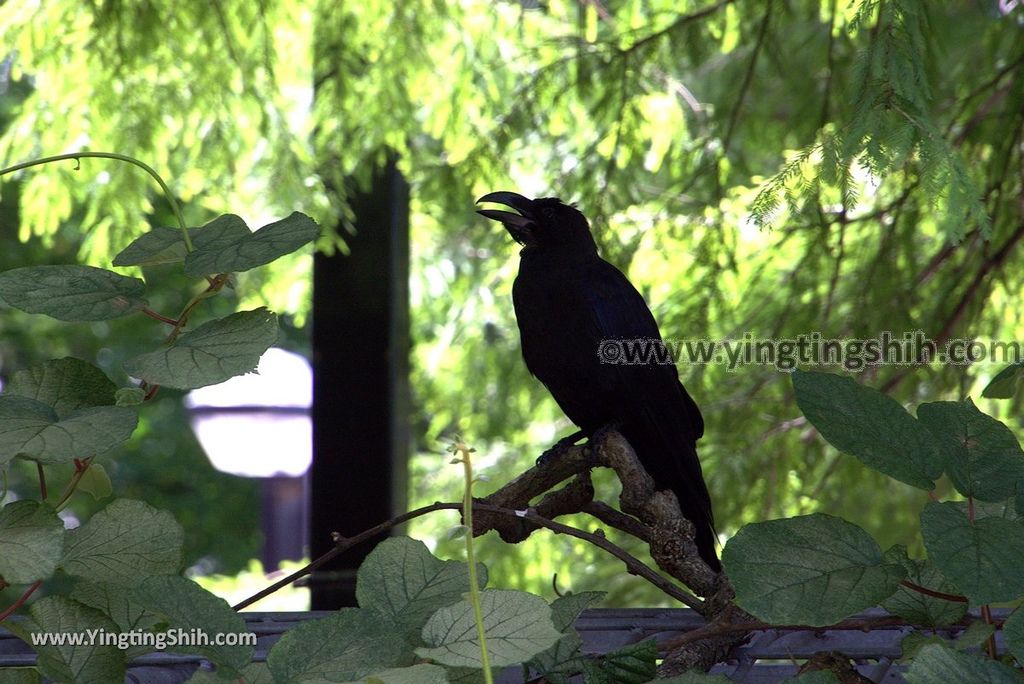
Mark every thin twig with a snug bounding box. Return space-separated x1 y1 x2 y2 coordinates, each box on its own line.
619 0 736 57
36 462 47 501
233 500 700 611
981 604 997 659
141 307 180 326
900 579 967 604
721 0 773 157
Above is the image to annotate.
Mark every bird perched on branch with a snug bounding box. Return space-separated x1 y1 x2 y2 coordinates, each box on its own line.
477 191 719 571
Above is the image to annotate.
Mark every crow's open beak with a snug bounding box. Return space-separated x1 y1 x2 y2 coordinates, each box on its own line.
476 191 536 244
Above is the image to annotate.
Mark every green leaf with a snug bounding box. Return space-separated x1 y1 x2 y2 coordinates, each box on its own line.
968 499 1021 521
920 501 1024 604
899 632 949 662
792 370 941 489
0 500 64 583
22 596 126 684
345 664 450 684
76 463 113 500
905 643 1022 683
580 639 657 684
879 545 966 627
6 358 118 414
722 513 906 625
1003 607 1024 664
0 668 43 683
112 226 199 267
0 265 146 321
70 580 163 661
236 663 275 684
416 589 562 668
529 631 584 684
981 362 1024 399
267 608 413 682
528 591 605 683
130 575 255 674
782 672 841 683
61 498 183 586
548 591 604 631
953 620 995 651
356 536 487 639
123 307 278 390
0 395 138 466
658 672 733 683
917 400 1024 502
183 212 319 277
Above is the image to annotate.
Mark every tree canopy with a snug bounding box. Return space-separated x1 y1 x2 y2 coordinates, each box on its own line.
1 0 1022 603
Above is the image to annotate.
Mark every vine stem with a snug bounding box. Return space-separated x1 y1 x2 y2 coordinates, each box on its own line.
0 580 43 623
0 151 192 251
453 442 493 684
53 457 95 512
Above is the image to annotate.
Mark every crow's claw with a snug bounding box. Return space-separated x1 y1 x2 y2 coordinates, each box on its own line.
536 431 584 466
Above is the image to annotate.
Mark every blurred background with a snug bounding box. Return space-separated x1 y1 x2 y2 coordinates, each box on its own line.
0 1 1021 610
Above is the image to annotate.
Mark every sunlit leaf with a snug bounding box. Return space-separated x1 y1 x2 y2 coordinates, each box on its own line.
123 308 278 390
416 589 561 667
113 226 199 266
183 212 319 277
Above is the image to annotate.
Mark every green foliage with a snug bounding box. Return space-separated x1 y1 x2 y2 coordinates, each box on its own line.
263 537 642 683
983 363 1024 400
129 575 254 674
14 596 126 683
3 0 1020 604
792 370 942 490
0 396 138 466
726 370 1024 673
417 590 561 668
1005 610 1024 665
659 673 732 684
0 0 1023 679
917 400 1024 502
723 512 905 625
180 213 320 278
920 501 1024 605
59 499 183 587
904 643 1023 683
0 502 64 584
880 546 965 628
123 307 279 390
354 536 487 635
578 639 659 684
0 151 316 681
0 266 147 321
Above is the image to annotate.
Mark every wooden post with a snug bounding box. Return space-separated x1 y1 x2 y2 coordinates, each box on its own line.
309 159 409 608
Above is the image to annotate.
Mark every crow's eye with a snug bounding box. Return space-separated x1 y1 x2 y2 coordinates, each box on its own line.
542 207 555 220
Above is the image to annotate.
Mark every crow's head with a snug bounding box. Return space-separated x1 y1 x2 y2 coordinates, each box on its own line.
476 191 594 251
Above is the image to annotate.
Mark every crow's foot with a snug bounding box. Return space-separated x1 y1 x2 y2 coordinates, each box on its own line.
536 430 584 466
